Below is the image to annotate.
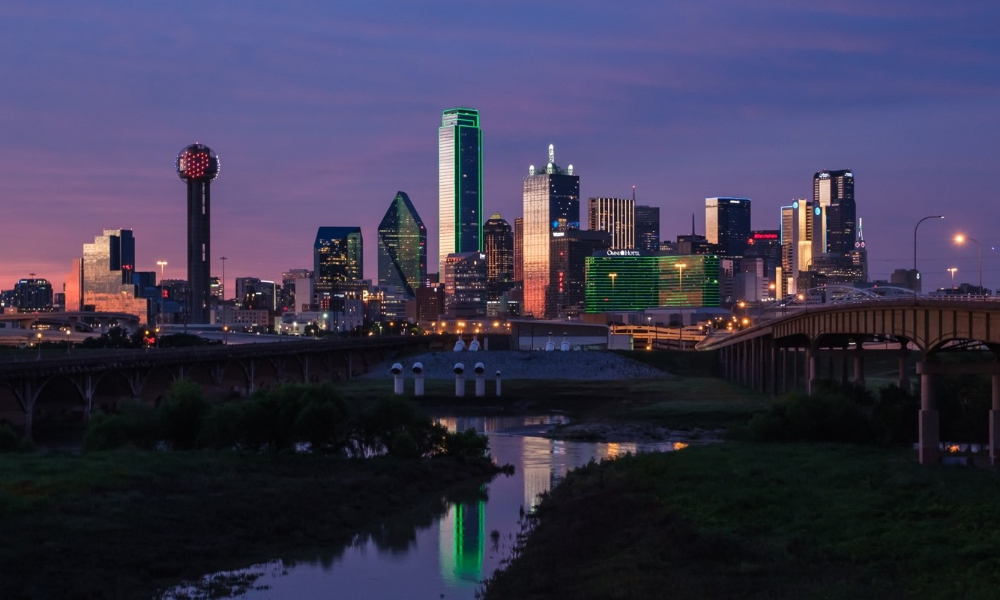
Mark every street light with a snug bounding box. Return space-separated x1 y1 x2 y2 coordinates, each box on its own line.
913 215 944 301
954 234 983 296
156 260 167 328
66 328 71 354
36 332 42 360
220 256 228 344
947 267 958 289
608 272 618 291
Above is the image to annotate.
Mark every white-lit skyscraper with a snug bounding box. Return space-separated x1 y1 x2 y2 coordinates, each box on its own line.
588 197 635 249
438 108 483 274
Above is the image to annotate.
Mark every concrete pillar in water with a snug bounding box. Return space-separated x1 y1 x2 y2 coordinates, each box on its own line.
412 363 425 397
454 363 465 397
495 370 502 397
391 363 404 395
919 368 939 465
474 362 486 397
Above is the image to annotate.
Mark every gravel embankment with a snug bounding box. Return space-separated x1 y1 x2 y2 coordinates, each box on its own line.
365 350 669 380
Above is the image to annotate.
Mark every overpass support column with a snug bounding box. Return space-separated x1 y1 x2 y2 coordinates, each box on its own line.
898 344 911 393
853 344 866 388
918 364 939 465
14 379 40 441
990 374 1000 466
768 343 777 397
806 347 819 396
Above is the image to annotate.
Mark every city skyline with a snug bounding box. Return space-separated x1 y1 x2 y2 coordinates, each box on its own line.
1 2 998 296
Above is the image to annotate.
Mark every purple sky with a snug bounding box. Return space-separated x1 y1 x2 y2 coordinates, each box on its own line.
2 1 998 295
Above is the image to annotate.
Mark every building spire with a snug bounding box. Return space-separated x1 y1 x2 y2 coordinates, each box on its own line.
548 144 555 165
631 185 636 203
691 213 696 236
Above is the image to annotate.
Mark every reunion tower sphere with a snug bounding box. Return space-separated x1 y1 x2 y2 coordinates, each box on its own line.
175 143 220 181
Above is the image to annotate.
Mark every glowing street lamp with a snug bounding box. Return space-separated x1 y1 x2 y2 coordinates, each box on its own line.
947 267 958 289
608 272 618 290
954 234 983 295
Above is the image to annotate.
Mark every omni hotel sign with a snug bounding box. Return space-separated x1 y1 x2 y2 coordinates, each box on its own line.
606 249 643 257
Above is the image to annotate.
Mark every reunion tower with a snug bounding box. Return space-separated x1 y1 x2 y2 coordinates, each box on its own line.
176 143 220 324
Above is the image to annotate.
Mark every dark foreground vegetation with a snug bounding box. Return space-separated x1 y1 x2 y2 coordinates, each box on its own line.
0 381 496 599
482 443 1000 600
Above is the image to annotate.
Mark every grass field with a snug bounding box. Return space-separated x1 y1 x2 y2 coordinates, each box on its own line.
481 443 1000 600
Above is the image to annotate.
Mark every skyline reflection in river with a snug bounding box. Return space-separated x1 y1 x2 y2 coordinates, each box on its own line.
162 414 676 599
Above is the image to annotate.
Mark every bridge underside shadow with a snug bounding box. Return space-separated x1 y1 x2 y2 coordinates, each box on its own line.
707 300 1000 465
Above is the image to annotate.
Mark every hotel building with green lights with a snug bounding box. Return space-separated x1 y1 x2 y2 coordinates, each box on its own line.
585 252 721 312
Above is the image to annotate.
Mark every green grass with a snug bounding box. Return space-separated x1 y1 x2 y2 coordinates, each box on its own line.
0 451 497 599
482 443 1000 600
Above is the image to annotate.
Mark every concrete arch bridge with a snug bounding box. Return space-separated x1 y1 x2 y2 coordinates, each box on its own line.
698 298 1000 464
0 336 434 440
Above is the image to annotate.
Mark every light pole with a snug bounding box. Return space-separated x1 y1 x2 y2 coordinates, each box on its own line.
220 256 228 344
947 267 958 289
913 215 944 301
66 329 71 354
156 260 167 327
954 234 983 296
36 332 42 360
608 272 617 291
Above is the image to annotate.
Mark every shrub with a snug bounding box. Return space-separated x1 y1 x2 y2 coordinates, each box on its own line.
442 428 490 459
292 399 350 454
0 423 33 453
197 403 243 450
83 403 158 451
157 381 208 450
746 389 872 443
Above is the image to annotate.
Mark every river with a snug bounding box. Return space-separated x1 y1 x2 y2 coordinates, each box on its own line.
160 414 680 599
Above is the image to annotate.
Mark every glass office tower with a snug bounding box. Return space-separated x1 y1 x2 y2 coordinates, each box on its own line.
81 229 149 321
483 212 514 304
635 205 660 254
314 227 363 295
378 191 427 320
522 144 580 318
813 169 856 259
438 108 483 274
705 197 751 257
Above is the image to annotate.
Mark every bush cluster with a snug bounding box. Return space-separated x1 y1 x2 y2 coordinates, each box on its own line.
741 380 919 444
0 423 34 453
83 381 488 459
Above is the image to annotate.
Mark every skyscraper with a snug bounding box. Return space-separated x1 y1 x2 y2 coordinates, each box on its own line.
378 191 427 321
81 229 149 322
314 227 363 299
176 143 220 324
483 212 514 306
779 200 814 296
443 252 488 318
438 108 483 274
635 205 660 254
10 278 53 312
814 169 855 255
523 144 579 318
705 197 751 257
588 197 635 249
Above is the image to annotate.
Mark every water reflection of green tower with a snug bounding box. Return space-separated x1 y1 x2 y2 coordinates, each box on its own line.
439 498 485 583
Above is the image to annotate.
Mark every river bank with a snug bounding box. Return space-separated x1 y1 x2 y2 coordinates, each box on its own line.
480 443 1000 600
0 451 499 599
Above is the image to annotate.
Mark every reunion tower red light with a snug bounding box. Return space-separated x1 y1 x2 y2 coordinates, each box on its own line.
176 143 220 324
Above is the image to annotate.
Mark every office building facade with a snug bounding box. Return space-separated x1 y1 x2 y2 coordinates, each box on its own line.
814 169 856 259
80 229 149 322
443 252 488 318
438 108 483 273
705 197 751 257
483 212 514 305
378 191 427 321
635 205 660 254
314 227 363 299
10 278 53 312
522 144 580 318
550 229 611 318
588 197 635 249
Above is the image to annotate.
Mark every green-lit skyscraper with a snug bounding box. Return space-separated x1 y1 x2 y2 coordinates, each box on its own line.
378 191 426 320
438 108 483 274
